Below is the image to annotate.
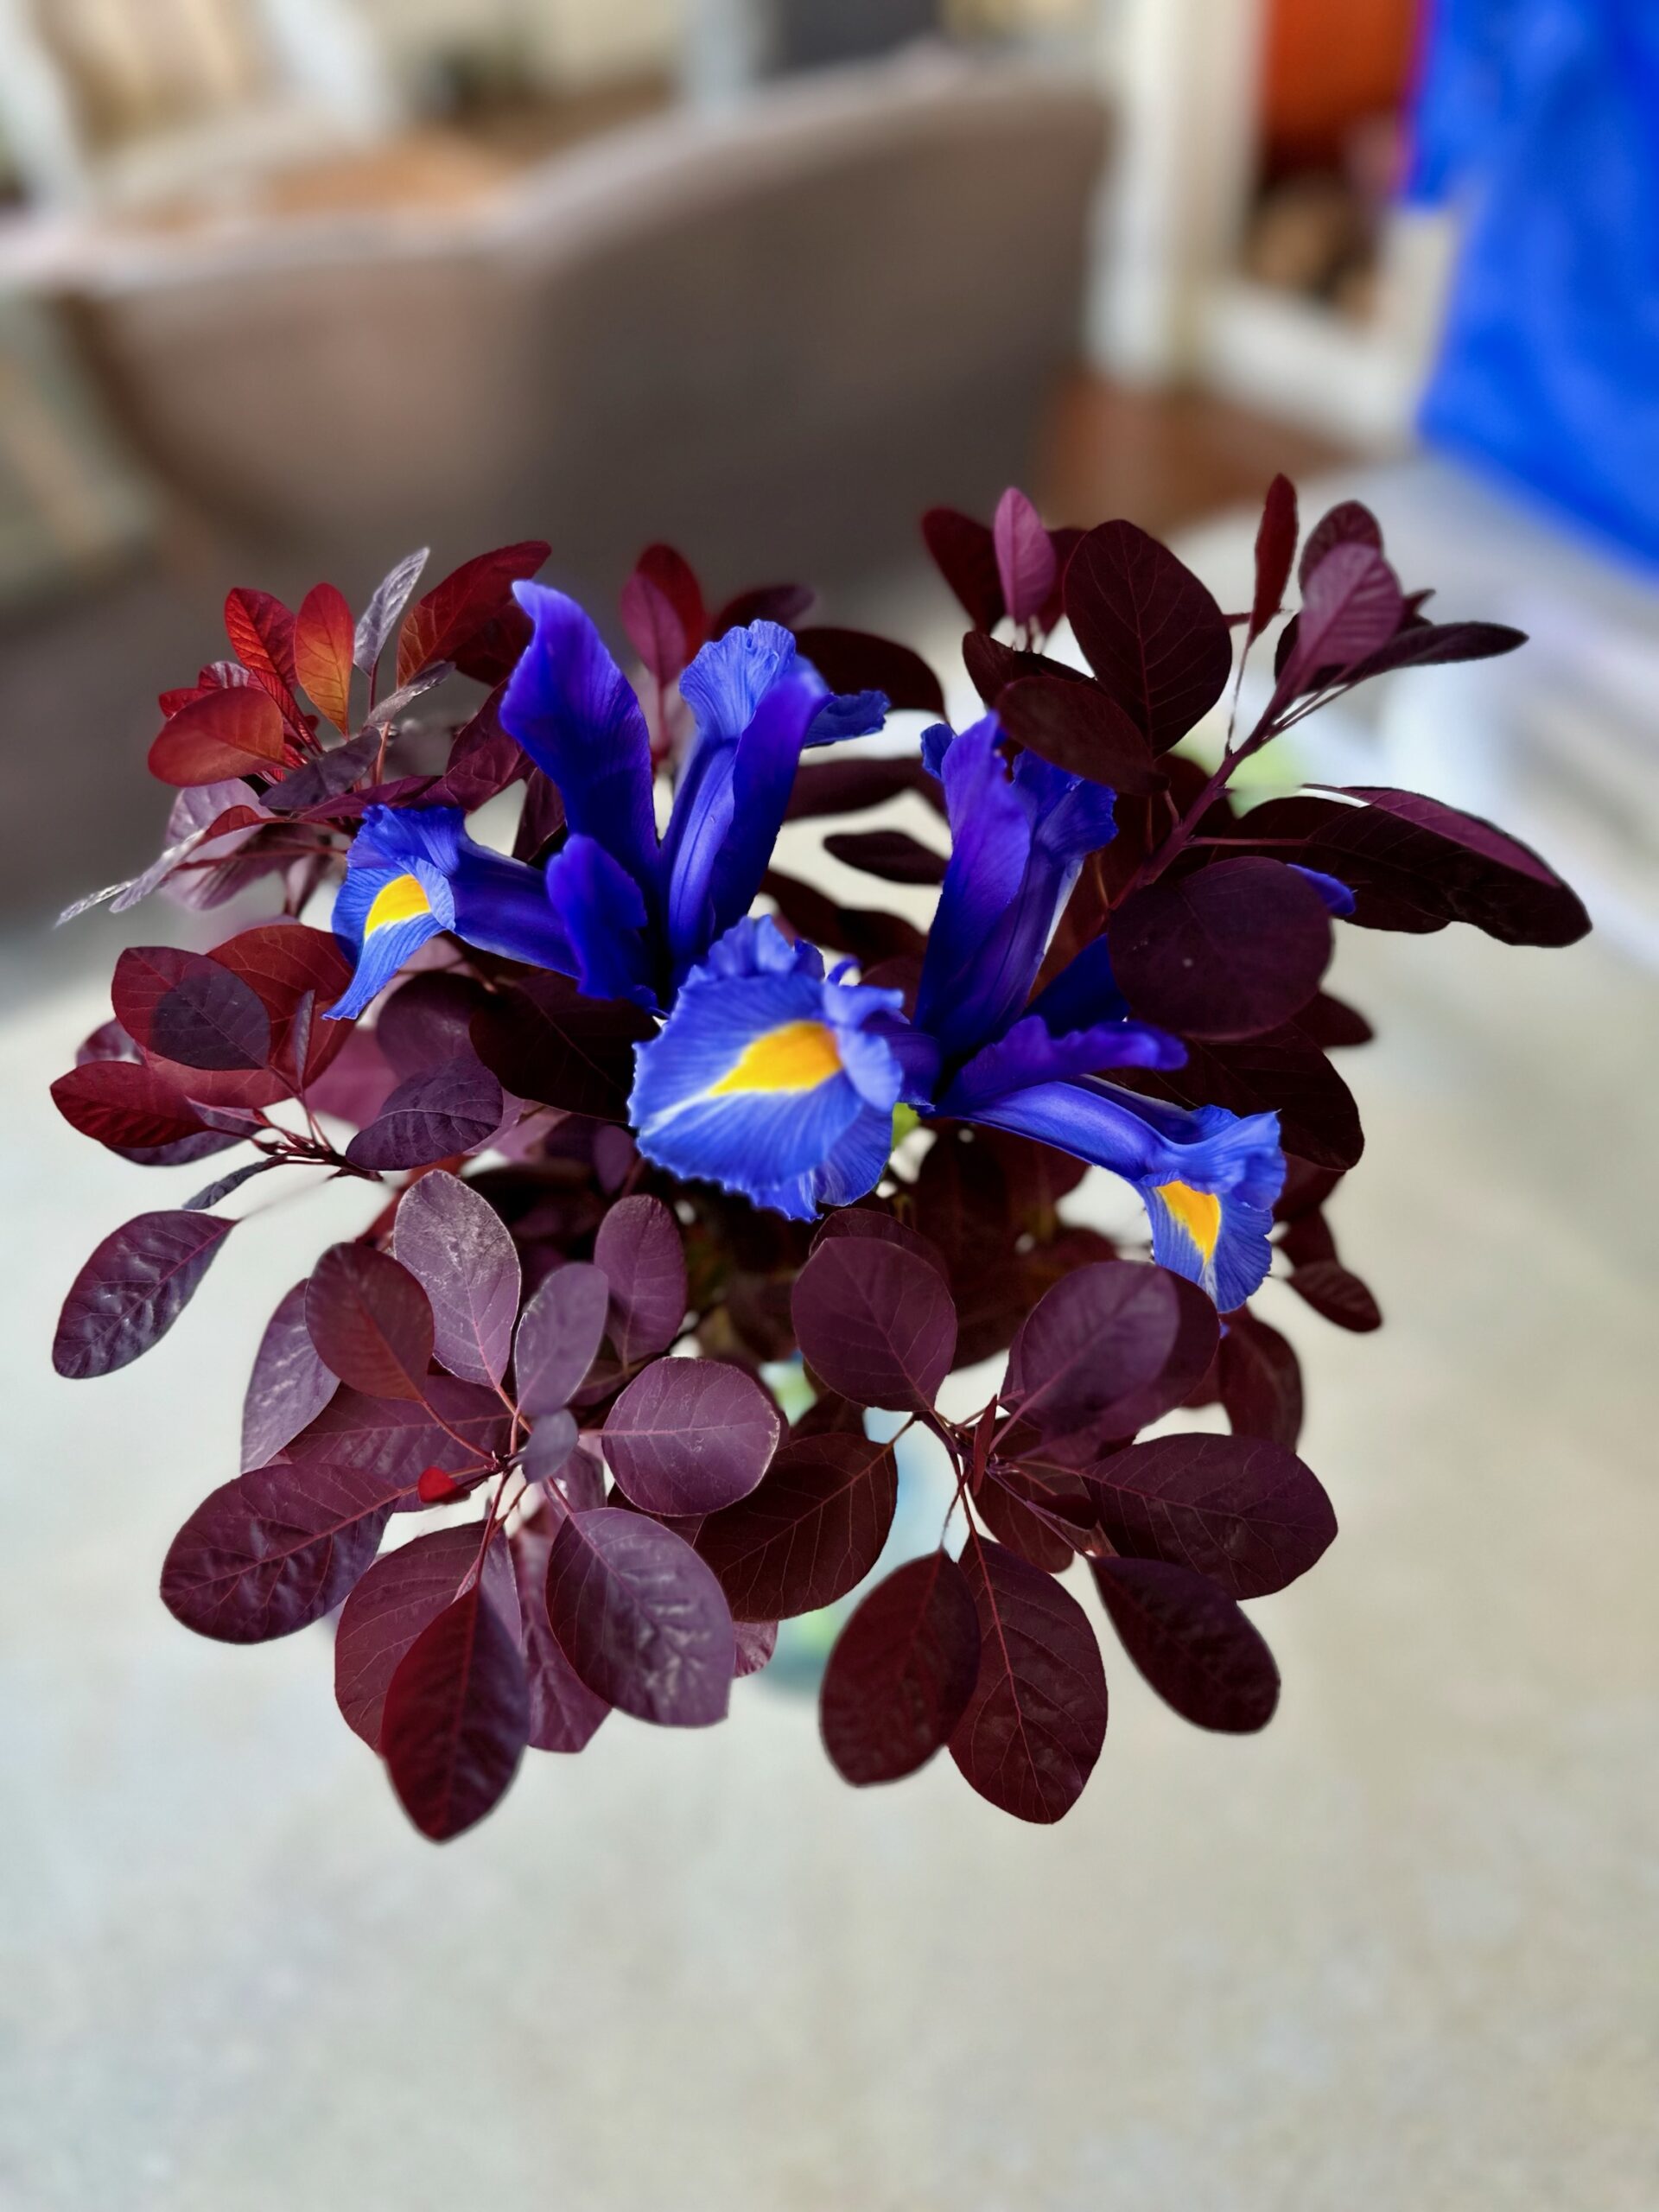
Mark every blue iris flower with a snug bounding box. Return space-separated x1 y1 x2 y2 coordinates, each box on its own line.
906 715 1285 1310
626 714 1285 1310
326 805 574 1021
629 918 906 1220
499 588 886 1010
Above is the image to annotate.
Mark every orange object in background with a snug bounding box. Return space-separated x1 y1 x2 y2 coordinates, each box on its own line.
1260 0 1421 168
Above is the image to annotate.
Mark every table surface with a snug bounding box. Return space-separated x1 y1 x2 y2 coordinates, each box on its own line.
3 896 1656 2210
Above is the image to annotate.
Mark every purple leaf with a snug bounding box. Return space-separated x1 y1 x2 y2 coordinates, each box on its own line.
1110 856 1332 1040
1249 474 1298 641
1083 1433 1336 1598
594 1195 687 1364
920 506 1004 630
54 1211 234 1379
262 732 380 814
51 1061 207 1153
1288 1257 1382 1332
382 1580 529 1840
344 1054 503 1171
470 974 653 1120
1297 499 1381 588
514 1262 610 1415
1091 1555 1279 1732
161 1457 418 1643
993 488 1058 627
1120 1021 1363 1172
240 1279 338 1470
734 1620 779 1677
509 1522 610 1751
785 754 945 822
374 973 490 1077
112 946 272 1072
354 546 429 675
1004 1262 1218 1452
1287 543 1402 688
522 1408 580 1484
812 1208 950 1286
602 1357 780 1517
695 1432 898 1621
823 829 948 886
995 675 1166 794
304 1243 435 1402
1348 619 1525 680
181 1157 276 1212
1064 521 1233 753
949 1536 1108 1823
334 1523 518 1748
1218 1305 1304 1448
391 1170 520 1388
793 626 945 716
544 1507 734 1728
791 1239 957 1412
820 1552 981 1785
287 1377 508 1491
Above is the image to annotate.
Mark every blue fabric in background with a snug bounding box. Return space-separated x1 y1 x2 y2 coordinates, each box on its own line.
1406 0 1659 571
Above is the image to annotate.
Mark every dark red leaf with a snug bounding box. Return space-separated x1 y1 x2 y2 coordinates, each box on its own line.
949 1536 1108 1823
993 487 1058 626
510 1522 610 1751
54 1211 233 1378
734 1620 779 1676
995 674 1166 793
335 1523 518 1748
1065 521 1233 752
1110 857 1332 1039
305 1244 435 1402
383 1580 529 1840
470 974 653 1120
148 688 287 786
1348 619 1526 681
594 1195 687 1364
514 1262 610 1415
1287 543 1403 689
391 1170 520 1387
294 582 354 728
1288 1257 1382 1331
161 1457 416 1643
345 1054 503 1170
1091 1555 1279 1732
920 506 1004 630
51 1061 206 1152
820 1551 981 1785
544 1507 734 1727
812 1207 950 1287
397 540 548 686
620 543 708 683
287 1378 509 1492
241 1279 337 1471
224 587 297 691
1218 1306 1304 1448
1119 1022 1363 1172
785 754 944 821
762 871 927 967
712 582 815 634
603 1357 779 1516
1249 474 1298 641
961 631 1080 709
695 1431 897 1620
1297 499 1381 588
1004 1262 1218 1452
974 1463 1080 1573
1298 991 1374 1049
793 626 945 715
823 828 947 885
1084 1432 1335 1597
791 1238 957 1411
112 946 271 1072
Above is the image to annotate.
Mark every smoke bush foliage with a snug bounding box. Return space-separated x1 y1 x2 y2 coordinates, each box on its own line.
50 486 1586 1839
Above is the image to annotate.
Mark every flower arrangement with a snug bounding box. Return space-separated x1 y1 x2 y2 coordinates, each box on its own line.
50 483 1587 1838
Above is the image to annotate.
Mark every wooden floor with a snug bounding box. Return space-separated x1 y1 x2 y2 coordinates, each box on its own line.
1038 374 1358 538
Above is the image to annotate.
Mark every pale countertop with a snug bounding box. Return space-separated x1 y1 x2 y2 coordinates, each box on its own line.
3 905 1657 2209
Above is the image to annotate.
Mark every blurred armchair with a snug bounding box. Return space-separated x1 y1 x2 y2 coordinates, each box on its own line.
61 49 1108 596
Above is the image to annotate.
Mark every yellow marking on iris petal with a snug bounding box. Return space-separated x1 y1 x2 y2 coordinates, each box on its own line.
1155 1180 1222 1261
365 873 430 933
709 1019 842 1095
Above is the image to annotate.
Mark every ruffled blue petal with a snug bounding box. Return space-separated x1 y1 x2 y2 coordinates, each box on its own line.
501 584 658 896
679 620 803 742
953 1075 1283 1310
942 1012 1185 1113
629 917 902 1216
544 832 654 1007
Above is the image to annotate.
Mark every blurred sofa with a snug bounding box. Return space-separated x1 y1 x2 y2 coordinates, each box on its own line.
63 49 1108 597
